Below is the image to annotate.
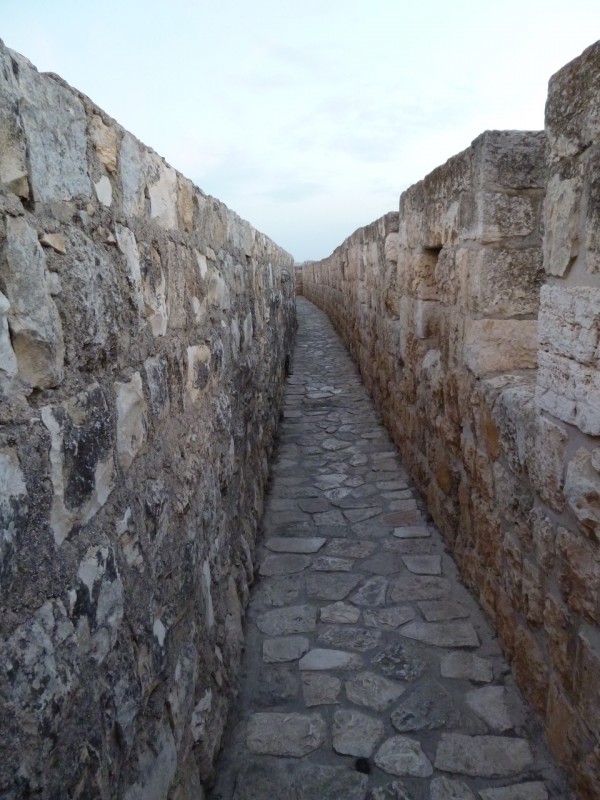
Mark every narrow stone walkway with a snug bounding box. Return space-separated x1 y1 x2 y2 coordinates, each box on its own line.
209 298 567 800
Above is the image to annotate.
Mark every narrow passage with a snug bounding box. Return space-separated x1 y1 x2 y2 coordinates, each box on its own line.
210 298 566 800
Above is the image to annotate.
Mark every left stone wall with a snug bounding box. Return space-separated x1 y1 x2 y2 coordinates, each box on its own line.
0 42 295 799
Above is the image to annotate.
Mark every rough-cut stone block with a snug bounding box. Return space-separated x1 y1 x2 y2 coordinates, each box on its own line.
536 351 600 435
564 448 600 536
332 708 384 757
542 173 581 276
466 247 543 317
374 736 433 777
246 712 326 756
464 319 538 375
538 285 600 366
435 734 533 777
478 191 538 243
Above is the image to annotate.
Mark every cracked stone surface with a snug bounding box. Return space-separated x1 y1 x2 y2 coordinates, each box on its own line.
209 299 569 800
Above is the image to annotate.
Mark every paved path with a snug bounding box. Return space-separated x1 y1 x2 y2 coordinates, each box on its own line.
209 298 567 800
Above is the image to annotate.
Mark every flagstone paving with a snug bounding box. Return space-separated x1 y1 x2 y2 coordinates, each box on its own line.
209 298 569 800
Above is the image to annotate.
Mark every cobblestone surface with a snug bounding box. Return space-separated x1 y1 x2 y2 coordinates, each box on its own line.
209 298 569 800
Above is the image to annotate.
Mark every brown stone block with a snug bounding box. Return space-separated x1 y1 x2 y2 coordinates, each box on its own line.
512 626 549 715
556 526 600 623
543 593 574 691
465 246 543 317
521 560 544 626
545 680 582 768
575 744 600 800
478 190 540 243
502 533 523 609
573 625 600 740
463 318 538 376
529 508 556 571
495 588 517 657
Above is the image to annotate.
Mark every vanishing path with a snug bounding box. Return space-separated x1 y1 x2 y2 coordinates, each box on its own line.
209 297 567 800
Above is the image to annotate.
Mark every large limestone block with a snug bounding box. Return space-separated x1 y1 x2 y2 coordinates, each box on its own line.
1 216 64 388
41 385 115 545
542 173 581 277
477 191 539 243
120 131 144 216
546 40 600 161
475 130 547 191
564 448 600 538
538 285 600 366
465 247 543 317
147 155 179 230
11 50 91 202
463 319 538 376
536 351 600 436
89 114 118 174
0 49 29 197
115 372 147 471
0 290 18 389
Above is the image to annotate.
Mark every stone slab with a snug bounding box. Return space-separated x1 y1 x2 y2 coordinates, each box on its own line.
363 606 416 629
399 620 479 648
478 783 548 800
264 537 327 553
256 605 317 636
434 734 534 777
246 712 326 756
301 672 341 706
306 572 362 600
466 686 513 731
318 625 381 652
345 671 405 711
332 708 384 757
418 600 469 621
299 648 363 670
440 652 494 683
320 602 361 624
263 636 310 663
259 554 312 576
374 736 433 777
389 576 451 602
402 555 442 575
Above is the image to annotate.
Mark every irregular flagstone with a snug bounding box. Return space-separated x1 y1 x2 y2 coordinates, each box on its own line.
382 489 413 500
313 509 346 525
325 538 377 558
306 572 362 600
255 604 317 636
466 686 513 731
246 712 326 756
389 499 418 512
263 636 310 663
399 620 479 648
434 734 534 777
318 624 381 651
323 437 349 451
370 780 414 799
345 671 406 711
389 576 451 602
314 474 347 489
254 574 303 607
402 555 442 575
334 496 383 509
373 642 426 681
384 510 423 526
293 763 368 800
299 648 363 670
298 497 331 513
393 525 430 539
478 783 549 800
320 601 361 624
391 681 459 731
376 479 410 490
418 600 469 621
264 536 327 553
332 708 384 757
361 552 407 576
301 672 342 706
363 606 416 629
374 736 433 777
440 651 494 683
257 665 299 704
259 553 312 576
324 487 353 501
345 475 366 487
344 506 383 523
351 576 389 606
312 556 355 571
430 776 477 800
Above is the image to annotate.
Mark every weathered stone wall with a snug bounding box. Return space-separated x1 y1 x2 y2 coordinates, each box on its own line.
294 263 304 295
0 42 295 799
303 42 600 798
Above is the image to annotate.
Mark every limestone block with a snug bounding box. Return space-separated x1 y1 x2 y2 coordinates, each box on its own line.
177 176 195 233
467 246 543 317
536 351 600 436
0 51 29 196
476 130 547 191
538 285 600 366
89 114 118 174
542 173 581 277
120 131 144 216
556 525 600 621
41 385 115 545
585 147 600 274
14 53 91 202
463 319 538 375
186 345 211 403
144 357 169 419
75 544 124 662
147 157 178 230
115 225 143 310
546 40 600 161
94 175 112 207
142 245 168 336
115 372 147 471
564 448 600 538
1 216 64 388
477 191 538 243
384 233 399 263
407 250 442 301
0 290 18 389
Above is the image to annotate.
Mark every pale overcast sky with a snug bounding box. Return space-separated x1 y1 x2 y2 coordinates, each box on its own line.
3 1 600 261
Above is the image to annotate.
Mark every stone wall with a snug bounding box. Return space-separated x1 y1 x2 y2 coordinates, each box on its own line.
0 42 295 799
303 42 600 798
